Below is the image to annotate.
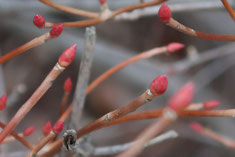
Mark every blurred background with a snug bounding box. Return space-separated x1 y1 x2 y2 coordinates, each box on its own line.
1 0 235 156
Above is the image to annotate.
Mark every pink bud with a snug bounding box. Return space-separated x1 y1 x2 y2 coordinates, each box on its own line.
158 4 172 22
50 24 63 38
64 78 72 92
150 75 168 96
58 44 77 68
0 94 7 111
190 122 203 133
203 100 220 110
33 14 45 28
23 126 35 137
53 121 64 134
42 121 52 135
99 0 106 4
168 82 195 112
167 43 184 53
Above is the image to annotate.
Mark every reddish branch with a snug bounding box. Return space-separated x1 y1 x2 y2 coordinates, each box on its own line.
158 4 235 41
191 122 235 149
0 45 76 143
221 0 235 21
43 0 167 28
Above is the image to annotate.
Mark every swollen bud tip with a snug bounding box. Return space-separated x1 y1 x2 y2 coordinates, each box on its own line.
99 0 106 4
50 24 63 38
42 121 52 135
0 94 7 111
58 44 77 68
23 126 35 137
203 100 220 110
33 14 45 28
150 75 168 96
158 4 172 22
167 43 184 53
190 122 203 133
64 78 72 92
53 121 64 134
168 82 195 112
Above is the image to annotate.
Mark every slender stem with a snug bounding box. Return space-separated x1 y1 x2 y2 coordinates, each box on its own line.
44 0 166 28
196 124 235 149
0 33 50 64
93 130 178 156
0 122 34 149
86 46 167 94
117 109 175 157
221 0 235 21
59 92 70 117
165 18 235 41
0 63 65 143
27 132 55 157
39 0 99 18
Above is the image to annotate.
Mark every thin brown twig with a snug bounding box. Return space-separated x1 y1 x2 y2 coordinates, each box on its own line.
159 4 235 41
0 45 76 143
39 0 99 18
59 92 70 118
0 33 50 64
44 0 166 28
0 122 34 149
221 0 235 21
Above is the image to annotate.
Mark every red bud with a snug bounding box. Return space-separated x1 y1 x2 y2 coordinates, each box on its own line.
168 82 195 112
99 0 106 4
42 121 52 135
53 121 64 134
158 4 172 22
58 44 76 68
150 75 168 96
167 43 184 53
33 14 45 28
190 122 203 133
64 78 72 92
23 126 35 137
0 94 7 111
203 100 220 110
50 24 63 38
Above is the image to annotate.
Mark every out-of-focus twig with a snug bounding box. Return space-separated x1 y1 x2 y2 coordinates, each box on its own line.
93 130 178 156
68 26 96 129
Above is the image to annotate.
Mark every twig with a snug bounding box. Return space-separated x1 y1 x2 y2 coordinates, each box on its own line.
37 43 184 157
117 82 194 157
39 0 99 18
68 26 96 129
93 130 178 156
59 78 72 117
0 122 34 149
44 0 166 28
221 0 235 21
0 24 63 64
191 122 235 149
0 45 76 143
158 4 235 41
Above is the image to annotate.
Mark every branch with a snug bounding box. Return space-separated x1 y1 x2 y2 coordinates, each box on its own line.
93 130 178 156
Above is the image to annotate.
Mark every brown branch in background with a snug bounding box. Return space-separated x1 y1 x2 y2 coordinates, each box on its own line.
0 23 63 64
191 122 235 149
59 78 72 117
0 122 34 149
221 0 235 21
39 0 99 18
68 26 96 129
0 45 76 143
27 121 64 157
158 4 235 41
117 82 195 157
93 130 178 156
44 0 166 28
